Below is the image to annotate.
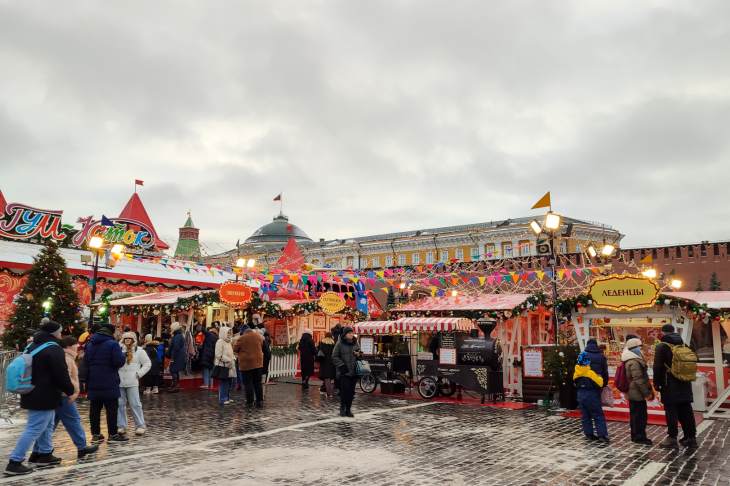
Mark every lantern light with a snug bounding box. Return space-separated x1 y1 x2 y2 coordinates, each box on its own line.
110 244 125 257
450 290 458 297
544 212 561 230
587 245 597 258
529 220 542 235
641 268 657 279
670 279 683 289
89 236 104 249
247 258 256 268
601 243 615 257
235 258 246 268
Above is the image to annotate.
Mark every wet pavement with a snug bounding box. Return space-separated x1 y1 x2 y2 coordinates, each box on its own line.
0 384 728 485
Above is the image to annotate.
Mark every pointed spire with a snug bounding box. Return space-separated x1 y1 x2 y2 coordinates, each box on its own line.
118 193 169 250
183 210 196 229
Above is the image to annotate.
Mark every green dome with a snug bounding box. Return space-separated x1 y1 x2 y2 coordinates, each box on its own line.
245 214 312 245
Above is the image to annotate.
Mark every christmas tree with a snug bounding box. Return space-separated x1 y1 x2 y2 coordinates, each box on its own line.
709 272 722 291
2 242 82 350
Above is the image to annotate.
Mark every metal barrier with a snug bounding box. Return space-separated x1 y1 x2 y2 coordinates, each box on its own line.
0 351 20 407
268 353 297 379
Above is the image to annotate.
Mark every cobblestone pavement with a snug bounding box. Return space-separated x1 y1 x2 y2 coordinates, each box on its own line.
0 384 728 485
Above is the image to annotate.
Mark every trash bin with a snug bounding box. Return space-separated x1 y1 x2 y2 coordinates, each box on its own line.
692 372 708 412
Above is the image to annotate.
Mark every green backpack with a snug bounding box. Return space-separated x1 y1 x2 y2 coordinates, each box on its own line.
666 344 698 382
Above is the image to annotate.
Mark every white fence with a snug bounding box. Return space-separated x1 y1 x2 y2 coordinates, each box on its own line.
268 353 298 379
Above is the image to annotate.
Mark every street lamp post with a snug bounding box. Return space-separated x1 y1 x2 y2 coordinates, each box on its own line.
531 211 562 345
87 236 104 325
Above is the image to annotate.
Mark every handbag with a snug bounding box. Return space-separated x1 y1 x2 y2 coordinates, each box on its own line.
600 386 615 406
355 360 371 376
212 357 230 380
316 349 325 361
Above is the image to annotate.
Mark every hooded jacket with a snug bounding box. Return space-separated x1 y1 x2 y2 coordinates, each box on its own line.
64 345 80 400
200 329 218 369
118 332 152 388
298 332 317 377
168 328 187 373
653 332 693 404
621 348 652 401
214 327 237 378
583 340 609 388
332 329 360 378
20 331 75 411
84 326 126 401
317 337 336 380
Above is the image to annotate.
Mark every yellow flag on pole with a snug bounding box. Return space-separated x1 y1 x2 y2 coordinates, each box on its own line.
640 254 653 264
531 192 551 209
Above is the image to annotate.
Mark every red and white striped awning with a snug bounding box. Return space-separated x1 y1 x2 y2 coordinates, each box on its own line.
353 321 398 335
395 317 474 333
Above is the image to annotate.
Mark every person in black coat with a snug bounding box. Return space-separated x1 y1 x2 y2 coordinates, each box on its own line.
199 328 218 390
317 333 336 397
584 339 609 387
84 323 126 442
6 320 75 475
262 331 272 380
298 330 317 390
166 323 187 392
141 335 162 394
653 324 697 448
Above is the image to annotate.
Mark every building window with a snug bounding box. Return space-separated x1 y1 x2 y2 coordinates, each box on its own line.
519 241 531 257
701 245 707 257
688 246 694 258
455 248 464 261
439 250 449 262
675 247 682 258
502 242 513 259
398 254 406 266
629 250 635 261
471 246 480 260
714 243 720 256
371 256 380 267
664 248 670 259
485 244 496 259
385 255 393 267
412 253 420 265
426 251 434 264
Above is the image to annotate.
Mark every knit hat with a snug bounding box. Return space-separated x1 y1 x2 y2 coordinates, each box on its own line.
661 324 675 334
577 351 591 366
171 322 182 333
40 318 62 335
625 337 643 350
302 329 313 335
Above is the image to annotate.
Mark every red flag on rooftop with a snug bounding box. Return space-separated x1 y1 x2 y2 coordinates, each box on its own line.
135 179 144 186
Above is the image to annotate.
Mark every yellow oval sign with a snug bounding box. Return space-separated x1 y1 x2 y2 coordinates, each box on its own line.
318 291 346 315
588 274 660 311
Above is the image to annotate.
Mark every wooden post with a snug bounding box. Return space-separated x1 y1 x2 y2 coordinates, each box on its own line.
137 314 142 334
156 314 162 337
712 319 725 396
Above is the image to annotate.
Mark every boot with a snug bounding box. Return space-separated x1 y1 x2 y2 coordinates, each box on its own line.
4 461 33 476
27 452 39 463
30 453 61 466
339 403 346 417
680 437 698 449
345 406 354 418
77 445 99 459
659 437 679 448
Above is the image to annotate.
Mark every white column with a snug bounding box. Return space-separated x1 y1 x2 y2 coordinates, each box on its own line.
712 319 725 396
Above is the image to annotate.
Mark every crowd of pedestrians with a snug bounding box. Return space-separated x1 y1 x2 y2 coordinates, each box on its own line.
4 314 700 476
573 324 698 449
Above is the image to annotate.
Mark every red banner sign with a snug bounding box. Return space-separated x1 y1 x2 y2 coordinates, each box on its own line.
219 282 253 306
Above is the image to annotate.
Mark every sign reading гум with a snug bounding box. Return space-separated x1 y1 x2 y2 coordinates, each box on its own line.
588 274 660 311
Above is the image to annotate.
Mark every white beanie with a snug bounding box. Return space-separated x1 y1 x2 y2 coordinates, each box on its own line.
625 337 643 349
171 322 182 333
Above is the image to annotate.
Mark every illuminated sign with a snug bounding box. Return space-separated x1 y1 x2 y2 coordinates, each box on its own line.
73 216 155 251
0 203 68 242
588 274 660 311
219 282 253 306
318 291 346 315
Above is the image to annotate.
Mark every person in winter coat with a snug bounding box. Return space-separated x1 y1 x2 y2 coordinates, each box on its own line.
30 336 99 463
573 350 608 442
332 327 361 418
85 323 128 443
262 330 272 382
199 327 218 390
214 327 237 406
653 324 697 449
141 335 162 395
298 330 317 390
166 322 187 393
233 328 264 407
117 332 151 436
317 333 336 397
622 337 654 445
583 339 609 388
331 324 343 344
5 320 76 476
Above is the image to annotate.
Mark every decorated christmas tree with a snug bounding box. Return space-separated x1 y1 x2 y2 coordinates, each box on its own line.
2 242 81 350
709 272 722 291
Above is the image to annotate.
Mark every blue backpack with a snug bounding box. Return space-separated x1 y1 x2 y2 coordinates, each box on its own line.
5 342 58 395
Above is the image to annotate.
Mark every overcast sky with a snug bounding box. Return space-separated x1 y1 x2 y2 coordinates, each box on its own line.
1 1 729 255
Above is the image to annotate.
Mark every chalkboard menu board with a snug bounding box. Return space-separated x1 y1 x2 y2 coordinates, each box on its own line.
441 334 455 349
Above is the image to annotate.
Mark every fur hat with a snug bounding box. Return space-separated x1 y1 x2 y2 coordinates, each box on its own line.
302 328 313 335
171 322 182 333
661 324 675 334
625 337 643 350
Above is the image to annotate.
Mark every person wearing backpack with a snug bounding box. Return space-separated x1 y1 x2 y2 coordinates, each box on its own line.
653 324 697 449
621 337 653 445
5 319 75 476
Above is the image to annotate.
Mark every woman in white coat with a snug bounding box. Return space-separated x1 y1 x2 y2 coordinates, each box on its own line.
118 332 151 436
214 327 237 406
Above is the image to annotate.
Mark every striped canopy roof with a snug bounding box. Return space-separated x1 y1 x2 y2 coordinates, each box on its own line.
353 317 475 334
